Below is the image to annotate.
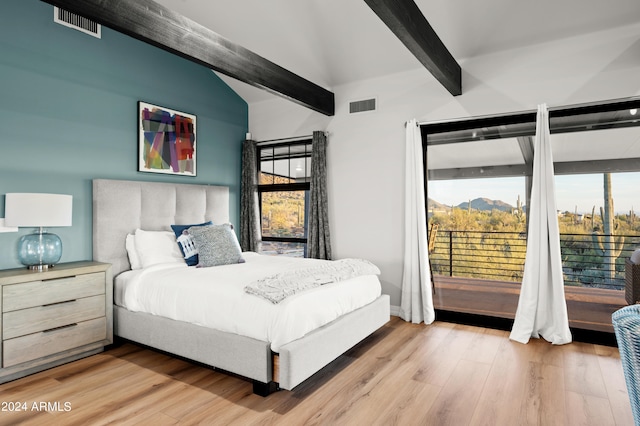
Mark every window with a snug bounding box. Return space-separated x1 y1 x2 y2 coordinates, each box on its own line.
555 171 640 288
258 140 312 257
422 97 640 288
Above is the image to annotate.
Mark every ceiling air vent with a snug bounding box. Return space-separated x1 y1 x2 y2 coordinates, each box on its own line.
349 98 377 114
54 7 101 39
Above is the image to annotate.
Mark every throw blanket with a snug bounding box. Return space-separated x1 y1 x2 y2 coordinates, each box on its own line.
245 258 380 304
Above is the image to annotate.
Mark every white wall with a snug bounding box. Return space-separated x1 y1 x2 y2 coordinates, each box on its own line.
248 22 640 309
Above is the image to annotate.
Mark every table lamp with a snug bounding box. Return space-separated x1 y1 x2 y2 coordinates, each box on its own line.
4 193 73 271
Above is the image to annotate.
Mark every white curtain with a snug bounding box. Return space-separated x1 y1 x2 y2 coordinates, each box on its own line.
509 104 571 345
400 119 435 324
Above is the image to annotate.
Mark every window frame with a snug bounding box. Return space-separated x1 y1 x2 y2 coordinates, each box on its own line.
421 97 640 287
421 96 640 218
257 139 312 255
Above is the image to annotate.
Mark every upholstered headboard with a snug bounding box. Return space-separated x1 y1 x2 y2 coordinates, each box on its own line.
92 179 230 277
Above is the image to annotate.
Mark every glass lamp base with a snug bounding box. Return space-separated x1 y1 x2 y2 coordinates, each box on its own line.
17 230 63 270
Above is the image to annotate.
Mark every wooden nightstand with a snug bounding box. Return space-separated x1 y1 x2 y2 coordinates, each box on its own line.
0 261 112 383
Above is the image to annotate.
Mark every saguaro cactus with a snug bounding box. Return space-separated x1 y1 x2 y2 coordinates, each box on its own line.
514 195 525 223
591 173 624 281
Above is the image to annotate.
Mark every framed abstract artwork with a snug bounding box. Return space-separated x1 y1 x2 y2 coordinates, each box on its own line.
138 101 197 176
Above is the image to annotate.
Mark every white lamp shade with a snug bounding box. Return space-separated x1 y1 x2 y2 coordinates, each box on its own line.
5 193 73 227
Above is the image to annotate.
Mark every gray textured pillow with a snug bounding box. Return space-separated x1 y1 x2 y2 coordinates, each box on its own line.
187 224 244 267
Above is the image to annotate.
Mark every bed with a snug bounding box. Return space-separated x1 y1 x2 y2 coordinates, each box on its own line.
92 179 390 395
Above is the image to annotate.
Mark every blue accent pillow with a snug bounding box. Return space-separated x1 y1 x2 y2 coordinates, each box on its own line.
171 221 212 266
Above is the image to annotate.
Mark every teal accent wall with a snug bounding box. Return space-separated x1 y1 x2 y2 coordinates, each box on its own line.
0 0 248 269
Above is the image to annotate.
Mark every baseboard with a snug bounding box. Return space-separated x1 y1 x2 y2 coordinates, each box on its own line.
390 305 401 317
435 309 618 347
390 306 615 346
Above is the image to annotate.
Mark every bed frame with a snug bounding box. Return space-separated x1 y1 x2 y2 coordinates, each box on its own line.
92 179 390 394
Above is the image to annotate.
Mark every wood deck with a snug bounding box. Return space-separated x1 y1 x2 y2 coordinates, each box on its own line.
433 275 627 335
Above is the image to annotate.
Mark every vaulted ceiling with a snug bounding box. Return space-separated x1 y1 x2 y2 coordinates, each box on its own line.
42 0 640 171
153 0 640 105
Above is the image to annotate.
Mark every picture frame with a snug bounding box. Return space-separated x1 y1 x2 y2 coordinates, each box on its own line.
138 101 197 176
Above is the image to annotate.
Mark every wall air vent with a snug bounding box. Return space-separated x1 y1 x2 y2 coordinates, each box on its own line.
54 7 101 39
349 98 377 114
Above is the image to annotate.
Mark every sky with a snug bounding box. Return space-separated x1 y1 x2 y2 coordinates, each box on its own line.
429 172 639 214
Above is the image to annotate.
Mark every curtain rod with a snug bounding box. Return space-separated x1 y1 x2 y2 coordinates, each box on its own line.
417 95 640 126
256 135 313 145
417 109 535 127
256 132 330 146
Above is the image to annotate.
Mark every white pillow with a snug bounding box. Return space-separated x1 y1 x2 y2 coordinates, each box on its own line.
631 248 640 264
134 229 185 268
125 233 142 270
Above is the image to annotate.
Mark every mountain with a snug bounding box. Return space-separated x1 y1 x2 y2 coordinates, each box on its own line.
428 197 516 213
458 198 514 212
427 198 451 212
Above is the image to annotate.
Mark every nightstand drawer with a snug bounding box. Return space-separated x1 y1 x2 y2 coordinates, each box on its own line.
3 295 106 339
3 317 107 368
2 272 105 312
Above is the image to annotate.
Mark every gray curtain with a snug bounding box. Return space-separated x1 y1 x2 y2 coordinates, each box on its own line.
308 131 332 259
239 139 261 251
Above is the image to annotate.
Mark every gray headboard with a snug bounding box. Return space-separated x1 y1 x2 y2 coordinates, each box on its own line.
93 179 230 277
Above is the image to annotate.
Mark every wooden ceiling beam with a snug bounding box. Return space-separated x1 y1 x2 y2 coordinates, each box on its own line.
364 0 461 96
41 0 335 116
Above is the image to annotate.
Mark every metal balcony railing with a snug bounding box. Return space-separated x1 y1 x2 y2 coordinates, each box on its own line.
429 230 640 290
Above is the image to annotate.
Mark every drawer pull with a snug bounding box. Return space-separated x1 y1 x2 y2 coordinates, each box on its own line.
42 275 77 282
42 299 77 307
43 323 78 333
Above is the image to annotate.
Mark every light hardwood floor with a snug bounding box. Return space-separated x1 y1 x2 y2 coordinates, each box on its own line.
0 317 634 426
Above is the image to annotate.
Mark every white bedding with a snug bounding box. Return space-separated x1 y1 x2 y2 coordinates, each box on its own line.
115 252 382 351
